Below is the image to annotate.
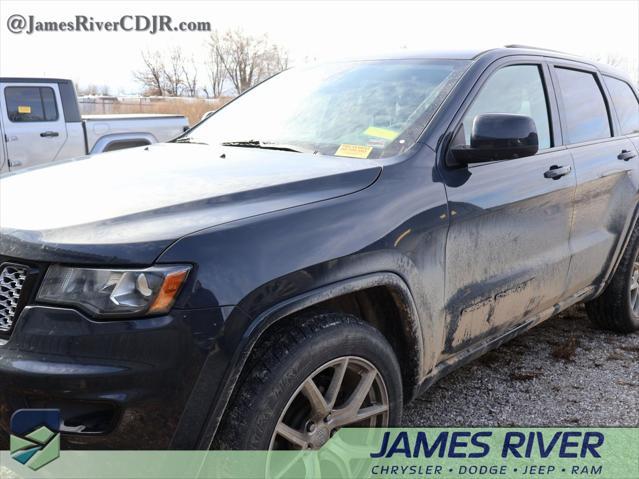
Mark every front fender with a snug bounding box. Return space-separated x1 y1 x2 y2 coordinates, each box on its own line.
191 271 422 449
161 145 448 448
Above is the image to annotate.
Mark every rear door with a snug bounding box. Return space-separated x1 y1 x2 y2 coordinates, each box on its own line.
0 82 68 170
440 58 576 355
603 75 639 155
549 63 639 296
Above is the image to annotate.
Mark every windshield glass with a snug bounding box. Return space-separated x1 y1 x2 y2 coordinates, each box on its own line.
186 59 469 159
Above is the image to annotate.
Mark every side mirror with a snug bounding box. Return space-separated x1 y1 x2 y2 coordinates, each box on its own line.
450 113 539 164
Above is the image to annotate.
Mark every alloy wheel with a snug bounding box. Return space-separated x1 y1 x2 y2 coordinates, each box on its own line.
630 259 639 315
269 356 389 450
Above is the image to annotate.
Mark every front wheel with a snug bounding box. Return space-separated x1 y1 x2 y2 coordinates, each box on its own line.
213 313 403 450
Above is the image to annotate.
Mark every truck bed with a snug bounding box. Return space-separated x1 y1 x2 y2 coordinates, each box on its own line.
83 114 190 153
83 114 187 121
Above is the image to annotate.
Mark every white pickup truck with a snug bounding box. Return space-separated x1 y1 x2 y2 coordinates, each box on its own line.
0 78 190 172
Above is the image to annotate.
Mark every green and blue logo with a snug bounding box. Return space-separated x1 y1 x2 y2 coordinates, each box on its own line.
10 409 61 470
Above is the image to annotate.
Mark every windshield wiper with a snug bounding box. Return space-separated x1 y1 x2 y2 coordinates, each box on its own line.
220 140 314 154
174 137 209 145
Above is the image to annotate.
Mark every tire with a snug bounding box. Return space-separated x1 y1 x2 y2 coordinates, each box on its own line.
586 226 639 333
213 312 403 450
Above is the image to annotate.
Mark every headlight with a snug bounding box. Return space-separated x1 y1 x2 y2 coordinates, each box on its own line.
37 265 191 317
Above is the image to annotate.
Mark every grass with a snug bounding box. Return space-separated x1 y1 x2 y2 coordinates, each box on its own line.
80 97 233 125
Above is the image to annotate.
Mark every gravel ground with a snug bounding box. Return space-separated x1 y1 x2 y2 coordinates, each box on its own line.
403 304 639 427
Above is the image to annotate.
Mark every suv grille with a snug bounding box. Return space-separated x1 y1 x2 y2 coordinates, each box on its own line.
0 264 28 333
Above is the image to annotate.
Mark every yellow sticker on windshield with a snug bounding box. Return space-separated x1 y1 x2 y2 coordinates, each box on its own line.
364 126 399 141
17 105 31 114
335 144 373 159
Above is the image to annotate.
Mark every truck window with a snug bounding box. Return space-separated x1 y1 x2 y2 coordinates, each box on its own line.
461 65 552 149
4 86 59 122
554 68 611 144
604 76 639 135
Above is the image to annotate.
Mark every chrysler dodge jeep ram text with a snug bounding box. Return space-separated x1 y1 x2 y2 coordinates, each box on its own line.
0 46 638 450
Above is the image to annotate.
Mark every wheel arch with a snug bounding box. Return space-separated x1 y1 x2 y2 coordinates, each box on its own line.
197 271 423 449
90 132 157 154
592 199 639 299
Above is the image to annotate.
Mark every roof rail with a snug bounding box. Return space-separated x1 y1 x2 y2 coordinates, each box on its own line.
504 44 569 55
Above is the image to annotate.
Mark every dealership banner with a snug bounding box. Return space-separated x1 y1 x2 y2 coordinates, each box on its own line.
1 428 638 478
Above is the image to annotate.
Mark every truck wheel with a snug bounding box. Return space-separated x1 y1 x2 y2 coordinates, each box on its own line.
586 226 639 333
213 313 403 450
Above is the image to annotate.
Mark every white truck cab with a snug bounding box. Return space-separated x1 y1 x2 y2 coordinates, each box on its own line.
0 78 189 173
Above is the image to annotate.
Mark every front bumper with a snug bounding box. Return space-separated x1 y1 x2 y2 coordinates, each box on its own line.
0 303 229 449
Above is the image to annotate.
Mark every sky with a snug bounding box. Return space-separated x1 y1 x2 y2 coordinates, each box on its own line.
0 0 638 94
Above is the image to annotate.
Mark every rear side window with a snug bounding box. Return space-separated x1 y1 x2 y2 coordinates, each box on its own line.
554 68 611 144
462 65 552 149
4 86 59 122
604 76 639 135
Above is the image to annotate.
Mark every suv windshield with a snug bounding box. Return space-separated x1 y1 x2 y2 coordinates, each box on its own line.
186 59 469 159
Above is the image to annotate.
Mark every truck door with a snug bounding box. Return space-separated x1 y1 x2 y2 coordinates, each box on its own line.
0 112 7 173
440 60 576 356
0 82 68 170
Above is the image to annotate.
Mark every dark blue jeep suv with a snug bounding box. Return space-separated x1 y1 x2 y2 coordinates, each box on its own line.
1 46 638 450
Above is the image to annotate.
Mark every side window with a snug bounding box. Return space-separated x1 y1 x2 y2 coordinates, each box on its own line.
604 76 639 135
461 65 552 150
4 87 59 122
554 68 611 144
40 88 58 121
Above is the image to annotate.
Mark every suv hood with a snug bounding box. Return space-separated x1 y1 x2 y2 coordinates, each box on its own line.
0 143 381 264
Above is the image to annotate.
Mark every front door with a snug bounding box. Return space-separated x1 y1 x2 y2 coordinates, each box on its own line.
441 61 576 355
0 83 68 170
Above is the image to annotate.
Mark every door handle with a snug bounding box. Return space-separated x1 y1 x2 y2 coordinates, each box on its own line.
544 165 572 180
618 149 637 161
40 131 59 138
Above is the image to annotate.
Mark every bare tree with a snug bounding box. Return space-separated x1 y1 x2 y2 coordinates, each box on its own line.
134 50 165 96
133 29 289 97
592 52 638 85
204 31 226 98
182 56 199 97
76 83 111 96
266 42 288 79
210 29 289 94
162 47 186 96
76 83 98 96
594 53 626 69
134 48 197 97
